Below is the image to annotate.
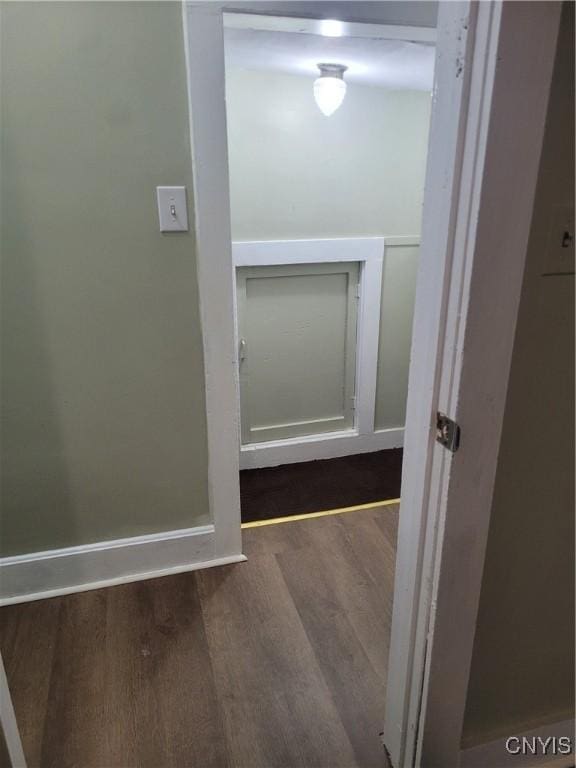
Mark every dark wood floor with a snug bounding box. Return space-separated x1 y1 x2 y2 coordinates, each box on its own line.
240 449 403 522
0 506 398 768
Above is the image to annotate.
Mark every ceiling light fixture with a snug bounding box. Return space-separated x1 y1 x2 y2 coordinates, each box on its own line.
313 63 348 117
319 19 344 37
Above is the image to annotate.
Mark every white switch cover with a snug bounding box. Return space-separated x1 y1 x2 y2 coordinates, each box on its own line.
542 204 575 275
156 186 188 232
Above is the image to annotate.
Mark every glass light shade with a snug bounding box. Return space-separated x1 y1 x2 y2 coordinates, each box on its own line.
313 76 347 117
319 19 344 37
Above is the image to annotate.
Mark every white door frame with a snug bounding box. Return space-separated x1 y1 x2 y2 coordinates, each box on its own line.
182 2 243 560
181 2 426 551
182 2 561 765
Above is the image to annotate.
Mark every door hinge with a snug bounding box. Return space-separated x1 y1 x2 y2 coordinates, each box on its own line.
355 282 361 299
351 396 357 411
436 412 460 452
238 337 247 364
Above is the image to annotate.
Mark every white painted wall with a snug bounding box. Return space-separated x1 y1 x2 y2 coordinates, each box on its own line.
225 68 431 240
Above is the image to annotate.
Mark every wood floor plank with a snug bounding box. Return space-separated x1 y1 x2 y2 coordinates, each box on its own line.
241 512 344 559
40 590 109 768
196 556 359 768
285 510 396 687
8 576 230 768
277 534 389 766
336 509 397 615
95 575 228 768
141 574 230 768
333 512 397 687
369 505 399 547
0 507 399 768
101 582 154 768
0 599 60 768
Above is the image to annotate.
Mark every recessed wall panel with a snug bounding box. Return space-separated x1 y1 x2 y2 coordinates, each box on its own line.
237 262 359 443
374 244 419 430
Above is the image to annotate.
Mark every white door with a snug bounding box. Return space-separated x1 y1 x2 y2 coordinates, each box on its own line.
383 2 562 766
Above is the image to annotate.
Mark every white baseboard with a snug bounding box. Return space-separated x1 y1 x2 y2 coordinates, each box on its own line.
0 525 246 606
460 719 575 768
240 427 404 470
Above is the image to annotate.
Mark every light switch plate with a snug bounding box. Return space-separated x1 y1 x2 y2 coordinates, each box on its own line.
542 204 575 276
156 186 189 232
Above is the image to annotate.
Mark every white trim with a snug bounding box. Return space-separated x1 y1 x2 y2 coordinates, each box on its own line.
234 237 385 448
183 3 242 559
233 236 418 467
0 525 214 565
232 236 385 267
460 719 575 768
0 526 247 606
240 427 403 470
383 2 563 767
223 13 437 45
383 236 421 249
0 654 27 768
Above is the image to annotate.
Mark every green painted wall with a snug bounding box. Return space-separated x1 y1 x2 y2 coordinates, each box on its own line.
225 68 431 240
0 2 210 556
237 263 358 443
462 3 575 746
375 243 419 430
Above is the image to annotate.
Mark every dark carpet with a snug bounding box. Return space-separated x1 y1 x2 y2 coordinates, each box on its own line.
240 448 403 523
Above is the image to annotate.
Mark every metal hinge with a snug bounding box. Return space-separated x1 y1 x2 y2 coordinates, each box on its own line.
351 396 357 411
355 282 361 299
238 338 247 364
436 412 460 452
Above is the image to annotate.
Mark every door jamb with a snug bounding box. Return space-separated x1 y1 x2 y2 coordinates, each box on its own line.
182 2 243 560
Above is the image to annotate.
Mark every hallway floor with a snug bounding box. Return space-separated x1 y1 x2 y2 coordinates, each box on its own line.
0 505 397 768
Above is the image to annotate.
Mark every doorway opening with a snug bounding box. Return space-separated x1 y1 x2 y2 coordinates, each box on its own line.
221 11 435 525
183 1 553 764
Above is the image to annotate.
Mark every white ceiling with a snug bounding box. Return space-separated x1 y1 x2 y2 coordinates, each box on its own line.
224 28 435 91
221 2 438 28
